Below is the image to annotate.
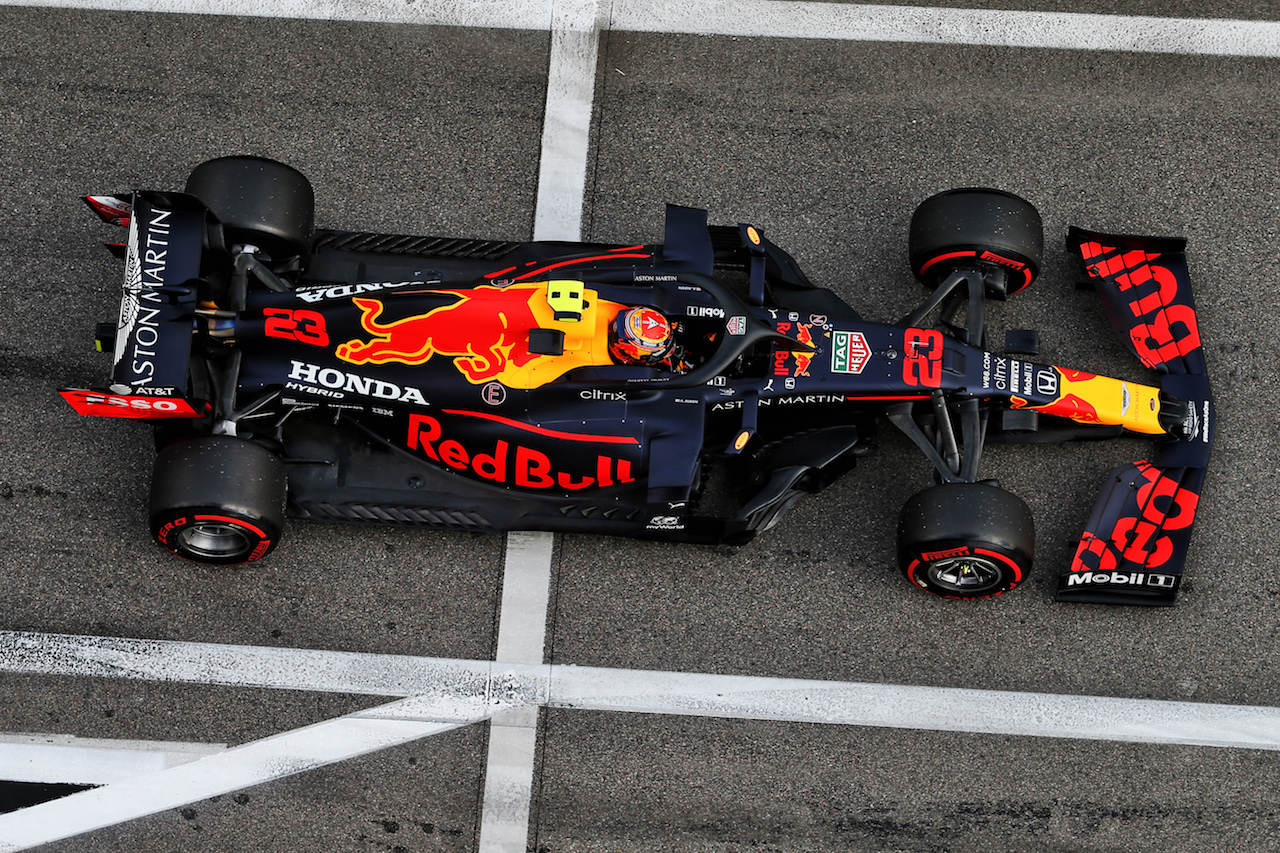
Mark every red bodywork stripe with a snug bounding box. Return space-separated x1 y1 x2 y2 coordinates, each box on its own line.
511 253 651 281
442 409 641 445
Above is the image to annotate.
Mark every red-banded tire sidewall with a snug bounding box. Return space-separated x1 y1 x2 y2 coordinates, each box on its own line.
908 188 1043 297
149 435 287 565
897 483 1034 599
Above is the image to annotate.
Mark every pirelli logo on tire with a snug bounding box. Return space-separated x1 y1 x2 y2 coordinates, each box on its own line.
831 330 871 374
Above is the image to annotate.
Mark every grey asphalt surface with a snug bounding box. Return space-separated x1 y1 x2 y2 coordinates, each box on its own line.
2 2 1280 851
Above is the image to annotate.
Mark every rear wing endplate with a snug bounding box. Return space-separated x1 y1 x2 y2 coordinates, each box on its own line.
109 192 205 390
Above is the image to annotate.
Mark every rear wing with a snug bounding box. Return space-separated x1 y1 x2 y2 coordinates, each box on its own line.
61 192 207 418
1057 229 1213 605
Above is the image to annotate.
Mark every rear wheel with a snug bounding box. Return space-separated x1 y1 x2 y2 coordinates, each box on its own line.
149 435 287 565
909 188 1043 297
185 156 314 263
897 483 1034 598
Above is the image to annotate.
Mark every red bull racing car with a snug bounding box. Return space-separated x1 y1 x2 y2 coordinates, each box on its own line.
63 157 1212 604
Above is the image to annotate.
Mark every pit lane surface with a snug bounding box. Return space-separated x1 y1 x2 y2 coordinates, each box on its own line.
2 1 1280 850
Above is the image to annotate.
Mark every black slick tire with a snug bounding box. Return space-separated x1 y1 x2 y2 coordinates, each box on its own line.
149 435 287 565
185 156 314 262
897 482 1034 598
908 188 1043 297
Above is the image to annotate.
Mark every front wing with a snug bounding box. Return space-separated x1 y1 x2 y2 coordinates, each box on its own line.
1057 229 1213 605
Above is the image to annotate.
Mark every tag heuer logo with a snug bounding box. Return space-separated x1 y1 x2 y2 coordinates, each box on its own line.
831 330 871 374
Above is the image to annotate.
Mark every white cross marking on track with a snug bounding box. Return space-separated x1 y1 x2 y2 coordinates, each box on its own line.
8 630 1280 849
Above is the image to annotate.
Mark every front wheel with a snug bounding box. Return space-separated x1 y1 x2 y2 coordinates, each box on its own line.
908 188 1043 298
149 435 287 564
897 483 1034 598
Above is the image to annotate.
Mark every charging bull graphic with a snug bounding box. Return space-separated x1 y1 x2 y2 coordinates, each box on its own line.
335 282 628 388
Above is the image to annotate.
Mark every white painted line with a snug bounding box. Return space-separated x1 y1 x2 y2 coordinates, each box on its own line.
480 534 555 845
532 0 607 242
2 0 554 28
0 630 491 697
0 697 480 853
478 718 541 853
10 628 1280 849
484 0 603 839
612 1 1280 57
493 531 558 665
552 665 1280 751
479 531 558 851
0 734 225 785
7 632 1280 752
5 0 1279 58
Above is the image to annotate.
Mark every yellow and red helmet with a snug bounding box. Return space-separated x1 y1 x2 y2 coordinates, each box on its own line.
609 306 674 365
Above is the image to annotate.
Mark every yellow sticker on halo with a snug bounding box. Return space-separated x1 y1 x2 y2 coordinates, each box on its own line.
746 226 761 245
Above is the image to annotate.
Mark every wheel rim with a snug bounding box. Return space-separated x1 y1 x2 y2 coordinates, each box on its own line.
177 522 253 560
926 555 1004 593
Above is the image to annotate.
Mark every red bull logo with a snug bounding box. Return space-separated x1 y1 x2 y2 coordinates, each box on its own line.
772 322 815 377
336 283 544 383
408 412 638 491
336 282 627 388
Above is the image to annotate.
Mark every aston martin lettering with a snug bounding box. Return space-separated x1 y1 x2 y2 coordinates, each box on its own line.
407 413 636 491
767 394 848 406
286 360 428 405
714 394 848 412
115 207 173 385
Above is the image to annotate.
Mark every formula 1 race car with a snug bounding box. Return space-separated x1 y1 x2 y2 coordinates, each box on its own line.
63 157 1213 604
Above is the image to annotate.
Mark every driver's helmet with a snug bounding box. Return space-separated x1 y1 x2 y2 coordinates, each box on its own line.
609 306 674 365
